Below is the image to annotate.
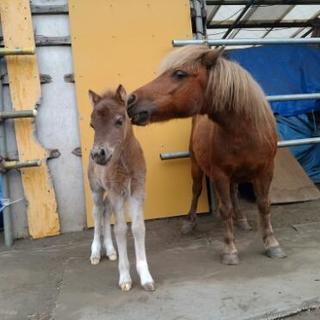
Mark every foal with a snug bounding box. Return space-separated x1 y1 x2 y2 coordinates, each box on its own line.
88 85 154 291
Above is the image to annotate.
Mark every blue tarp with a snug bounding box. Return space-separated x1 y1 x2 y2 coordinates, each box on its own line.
228 45 320 116
228 45 320 182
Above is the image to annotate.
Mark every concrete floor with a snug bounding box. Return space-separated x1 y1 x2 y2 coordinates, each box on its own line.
0 200 320 320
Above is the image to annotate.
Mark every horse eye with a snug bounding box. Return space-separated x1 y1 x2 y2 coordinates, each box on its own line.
115 118 123 127
173 70 188 80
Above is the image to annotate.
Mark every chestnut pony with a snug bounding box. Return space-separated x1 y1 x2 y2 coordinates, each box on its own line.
127 46 286 265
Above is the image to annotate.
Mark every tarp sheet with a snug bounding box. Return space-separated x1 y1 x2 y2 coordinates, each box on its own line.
228 45 320 182
228 45 320 116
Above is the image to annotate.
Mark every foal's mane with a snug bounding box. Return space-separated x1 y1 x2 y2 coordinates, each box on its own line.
159 46 276 140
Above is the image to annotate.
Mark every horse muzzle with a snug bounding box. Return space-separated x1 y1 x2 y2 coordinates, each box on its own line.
90 147 112 166
127 94 153 126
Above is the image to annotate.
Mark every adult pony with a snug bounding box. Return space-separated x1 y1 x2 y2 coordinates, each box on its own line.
127 46 286 265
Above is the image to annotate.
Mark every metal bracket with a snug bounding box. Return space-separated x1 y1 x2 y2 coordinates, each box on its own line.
0 109 37 121
0 48 35 56
0 157 41 173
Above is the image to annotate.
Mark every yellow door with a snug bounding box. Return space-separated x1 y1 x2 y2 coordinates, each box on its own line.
69 0 209 226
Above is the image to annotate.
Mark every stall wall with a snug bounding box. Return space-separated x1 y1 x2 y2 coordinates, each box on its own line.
68 0 209 226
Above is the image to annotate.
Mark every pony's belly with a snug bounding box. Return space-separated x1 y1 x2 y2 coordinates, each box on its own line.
191 116 275 182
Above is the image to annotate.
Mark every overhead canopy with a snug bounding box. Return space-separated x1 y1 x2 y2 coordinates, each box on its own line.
205 1 320 41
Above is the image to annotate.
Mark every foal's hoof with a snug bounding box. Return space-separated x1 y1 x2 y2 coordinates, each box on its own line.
222 253 240 265
90 256 100 265
107 252 118 261
119 281 132 292
142 282 156 292
265 246 287 259
181 220 197 234
237 219 252 232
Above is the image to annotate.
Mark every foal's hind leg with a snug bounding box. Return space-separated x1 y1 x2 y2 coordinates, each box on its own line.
214 175 239 265
181 157 204 234
231 183 252 231
253 174 286 259
90 190 104 265
103 198 117 261
128 195 155 291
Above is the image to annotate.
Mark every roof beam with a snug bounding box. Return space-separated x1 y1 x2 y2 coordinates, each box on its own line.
208 20 315 29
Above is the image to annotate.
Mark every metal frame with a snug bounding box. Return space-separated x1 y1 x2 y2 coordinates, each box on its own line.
0 48 35 56
159 93 320 160
0 109 37 121
173 38 320 46
206 1 320 5
0 47 39 246
222 0 257 39
207 20 315 29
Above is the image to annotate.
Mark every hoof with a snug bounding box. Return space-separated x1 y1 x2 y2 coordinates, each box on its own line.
222 253 240 265
107 252 117 261
265 246 287 259
181 220 197 234
237 219 252 232
90 256 100 265
119 281 132 292
142 282 156 292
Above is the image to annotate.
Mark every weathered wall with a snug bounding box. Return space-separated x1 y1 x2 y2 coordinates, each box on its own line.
1 0 86 237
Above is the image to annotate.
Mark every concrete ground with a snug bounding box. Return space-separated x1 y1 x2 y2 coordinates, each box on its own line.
0 199 320 320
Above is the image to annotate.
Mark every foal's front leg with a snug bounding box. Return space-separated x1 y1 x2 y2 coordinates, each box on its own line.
103 197 117 261
90 190 104 265
128 196 155 291
112 197 132 291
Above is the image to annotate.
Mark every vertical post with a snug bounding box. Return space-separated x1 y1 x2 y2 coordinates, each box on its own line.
192 0 216 214
0 77 13 246
193 0 206 40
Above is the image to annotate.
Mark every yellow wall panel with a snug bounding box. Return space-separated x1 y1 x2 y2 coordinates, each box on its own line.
0 0 60 238
69 0 208 226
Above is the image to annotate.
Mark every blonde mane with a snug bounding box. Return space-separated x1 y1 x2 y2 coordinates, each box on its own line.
159 46 276 141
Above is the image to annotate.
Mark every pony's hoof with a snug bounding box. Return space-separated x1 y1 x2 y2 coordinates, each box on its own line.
107 252 117 261
142 282 156 292
237 219 252 232
265 246 287 259
119 281 132 292
181 220 196 234
222 253 239 265
90 256 100 265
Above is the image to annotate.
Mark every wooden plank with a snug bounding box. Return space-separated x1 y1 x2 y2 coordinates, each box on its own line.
0 0 60 238
270 148 320 204
69 0 209 226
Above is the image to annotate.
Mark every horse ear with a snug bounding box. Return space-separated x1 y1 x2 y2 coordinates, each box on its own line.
88 89 101 107
115 84 127 104
201 48 224 68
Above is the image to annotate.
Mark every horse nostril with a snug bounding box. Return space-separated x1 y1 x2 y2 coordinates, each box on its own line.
127 94 137 107
100 149 106 157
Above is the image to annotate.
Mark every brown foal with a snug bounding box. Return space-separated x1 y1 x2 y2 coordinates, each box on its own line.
88 85 154 291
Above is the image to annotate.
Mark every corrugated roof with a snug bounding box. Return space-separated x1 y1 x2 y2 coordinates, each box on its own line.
205 1 320 40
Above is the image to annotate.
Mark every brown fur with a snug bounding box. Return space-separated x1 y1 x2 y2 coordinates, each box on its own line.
88 89 145 199
128 46 286 264
88 86 154 291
